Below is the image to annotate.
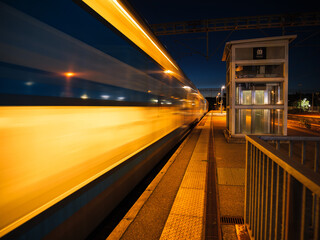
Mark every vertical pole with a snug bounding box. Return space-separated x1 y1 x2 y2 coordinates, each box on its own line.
254 148 259 238
250 146 256 233
249 144 254 229
220 87 224 114
245 140 251 225
274 166 284 239
260 154 266 240
264 157 270 240
268 161 277 240
231 46 236 135
281 171 287 239
216 95 218 110
283 41 289 135
312 142 319 236
285 173 292 240
314 196 320 240
256 149 262 239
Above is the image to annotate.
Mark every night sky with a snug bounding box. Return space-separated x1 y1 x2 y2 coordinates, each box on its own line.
130 0 320 92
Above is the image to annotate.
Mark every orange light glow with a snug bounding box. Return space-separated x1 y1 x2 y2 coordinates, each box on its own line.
65 72 75 77
164 70 173 74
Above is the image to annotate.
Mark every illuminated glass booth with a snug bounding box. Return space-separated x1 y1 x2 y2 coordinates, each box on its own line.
222 36 296 138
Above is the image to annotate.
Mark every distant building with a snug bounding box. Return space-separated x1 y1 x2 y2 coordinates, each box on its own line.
222 35 296 137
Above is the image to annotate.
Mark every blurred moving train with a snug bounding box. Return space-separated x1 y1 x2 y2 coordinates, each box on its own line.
0 0 207 239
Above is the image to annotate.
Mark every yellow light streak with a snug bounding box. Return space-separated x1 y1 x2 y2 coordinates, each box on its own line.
0 106 185 237
112 0 178 70
81 0 196 84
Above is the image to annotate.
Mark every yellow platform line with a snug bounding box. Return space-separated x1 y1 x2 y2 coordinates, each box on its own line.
159 117 210 239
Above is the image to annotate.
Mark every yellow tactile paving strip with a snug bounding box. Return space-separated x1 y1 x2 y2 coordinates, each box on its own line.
180 172 206 189
186 160 207 173
160 214 203 239
160 117 210 239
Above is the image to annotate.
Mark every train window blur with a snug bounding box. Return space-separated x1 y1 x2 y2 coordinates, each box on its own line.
0 0 188 104
1 0 156 72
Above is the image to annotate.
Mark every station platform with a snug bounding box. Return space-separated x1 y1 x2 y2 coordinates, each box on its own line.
107 110 246 240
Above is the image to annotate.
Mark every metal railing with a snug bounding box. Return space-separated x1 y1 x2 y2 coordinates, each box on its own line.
245 135 320 240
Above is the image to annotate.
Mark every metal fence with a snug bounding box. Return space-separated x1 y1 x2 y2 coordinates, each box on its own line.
245 135 320 240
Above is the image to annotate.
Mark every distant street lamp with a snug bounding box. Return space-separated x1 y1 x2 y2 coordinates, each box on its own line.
220 85 225 113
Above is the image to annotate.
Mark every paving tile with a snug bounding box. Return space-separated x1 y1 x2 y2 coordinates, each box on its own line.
170 188 205 217
230 168 245 185
186 160 207 173
217 168 245 186
218 185 245 217
193 145 208 154
191 152 208 161
160 214 203 240
180 171 206 190
221 225 238 240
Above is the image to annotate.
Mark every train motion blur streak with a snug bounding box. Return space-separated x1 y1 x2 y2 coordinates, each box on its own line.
0 0 207 238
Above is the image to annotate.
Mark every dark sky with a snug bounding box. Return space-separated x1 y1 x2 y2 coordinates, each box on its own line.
130 0 320 92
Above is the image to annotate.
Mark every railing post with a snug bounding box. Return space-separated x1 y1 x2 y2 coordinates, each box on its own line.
268 161 277 240
249 144 255 230
313 142 319 239
253 148 257 238
259 154 266 240
244 139 251 226
256 149 262 239
250 146 256 233
254 148 261 239
281 171 287 239
263 157 271 240
285 174 292 240
314 196 319 240
274 165 284 239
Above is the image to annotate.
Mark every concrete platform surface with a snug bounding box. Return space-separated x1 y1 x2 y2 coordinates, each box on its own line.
212 111 246 239
107 111 248 240
107 114 210 240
